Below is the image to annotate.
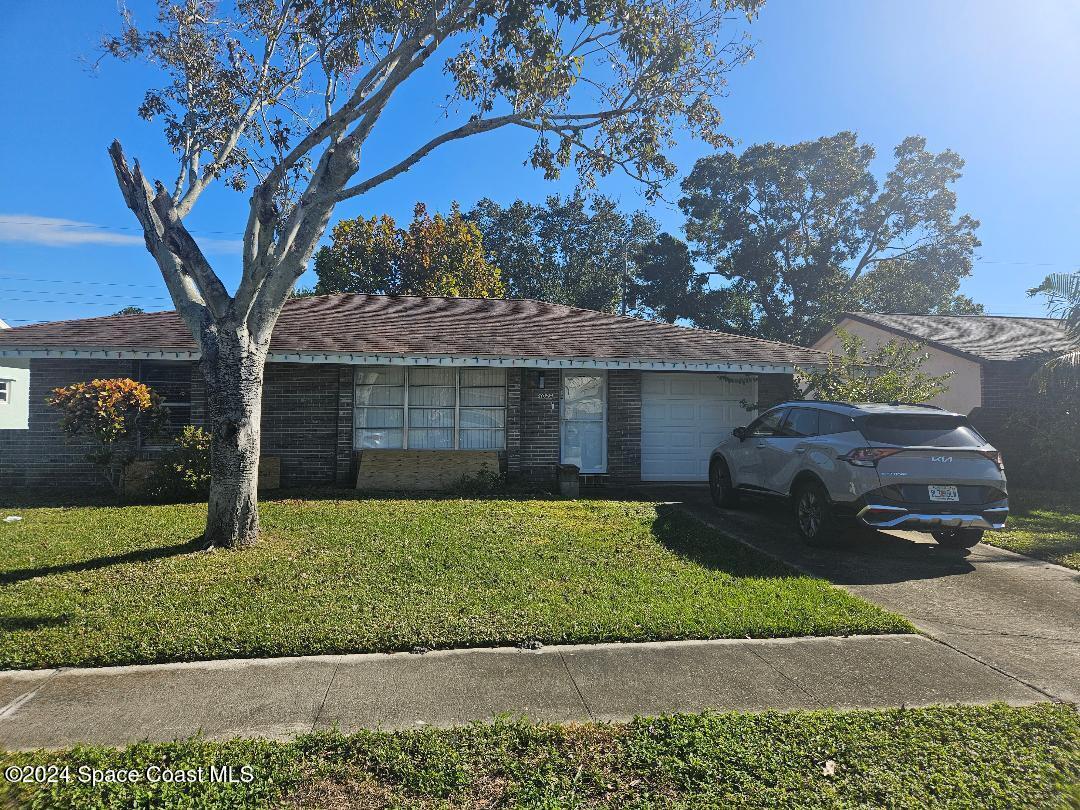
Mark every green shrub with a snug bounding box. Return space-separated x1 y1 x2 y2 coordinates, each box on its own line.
144 426 212 502
449 468 507 496
999 391 1080 487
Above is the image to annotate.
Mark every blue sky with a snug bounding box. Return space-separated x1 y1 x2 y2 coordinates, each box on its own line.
1 0 1077 326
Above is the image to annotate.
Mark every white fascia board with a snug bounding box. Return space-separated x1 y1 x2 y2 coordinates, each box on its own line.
0 347 797 374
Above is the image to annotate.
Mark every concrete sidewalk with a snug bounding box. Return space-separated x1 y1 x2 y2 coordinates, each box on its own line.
0 634 1044 750
669 489 1080 704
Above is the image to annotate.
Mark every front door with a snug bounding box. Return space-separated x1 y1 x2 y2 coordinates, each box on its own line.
561 371 606 473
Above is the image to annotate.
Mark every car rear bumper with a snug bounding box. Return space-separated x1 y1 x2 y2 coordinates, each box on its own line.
855 503 1009 531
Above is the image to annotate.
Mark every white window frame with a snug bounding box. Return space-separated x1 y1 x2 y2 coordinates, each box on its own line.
0 379 10 406
354 366 507 451
560 370 607 474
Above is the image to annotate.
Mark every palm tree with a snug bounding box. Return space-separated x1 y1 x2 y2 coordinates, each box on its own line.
1032 270 1080 387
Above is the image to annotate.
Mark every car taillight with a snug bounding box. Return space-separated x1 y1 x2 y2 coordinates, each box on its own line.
841 447 902 467
978 449 1005 471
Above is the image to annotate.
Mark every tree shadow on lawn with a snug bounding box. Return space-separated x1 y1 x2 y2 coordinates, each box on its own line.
0 537 206 586
0 614 71 631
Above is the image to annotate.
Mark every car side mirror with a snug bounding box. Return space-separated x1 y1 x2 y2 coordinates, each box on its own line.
733 426 748 441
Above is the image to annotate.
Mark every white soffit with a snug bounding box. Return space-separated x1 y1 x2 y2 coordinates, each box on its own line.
0 347 799 374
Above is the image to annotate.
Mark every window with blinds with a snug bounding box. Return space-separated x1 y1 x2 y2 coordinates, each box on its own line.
353 366 506 450
459 368 507 449
354 366 406 448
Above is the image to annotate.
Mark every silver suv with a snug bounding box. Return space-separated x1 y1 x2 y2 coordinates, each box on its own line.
708 402 1008 548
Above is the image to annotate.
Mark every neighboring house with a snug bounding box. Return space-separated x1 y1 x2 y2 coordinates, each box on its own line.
0 294 827 490
814 312 1075 438
0 316 30 431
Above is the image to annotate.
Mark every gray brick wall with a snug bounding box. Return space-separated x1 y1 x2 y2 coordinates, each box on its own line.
969 359 1042 460
514 368 561 484
335 365 355 485
0 358 342 491
0 358 137 490
607 370 641 483
757 372 794 411
261 363 339 486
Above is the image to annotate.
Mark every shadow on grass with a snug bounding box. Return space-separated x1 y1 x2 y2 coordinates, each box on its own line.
0 614 70 631
0 537 206 586
665 491 983 585
650 503 794 577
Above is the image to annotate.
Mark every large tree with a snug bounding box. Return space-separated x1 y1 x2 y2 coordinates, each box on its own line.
680 132 982 344
313 203 504 298
631 231 708 323
469 192 658 312
102 0 762 548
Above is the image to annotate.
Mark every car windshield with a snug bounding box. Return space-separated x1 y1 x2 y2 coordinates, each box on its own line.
857 414 986 447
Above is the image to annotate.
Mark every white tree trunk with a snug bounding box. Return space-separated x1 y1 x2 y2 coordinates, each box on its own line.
200 326 267 549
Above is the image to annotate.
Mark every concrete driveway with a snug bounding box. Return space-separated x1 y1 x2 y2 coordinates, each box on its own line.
666 486 1080 704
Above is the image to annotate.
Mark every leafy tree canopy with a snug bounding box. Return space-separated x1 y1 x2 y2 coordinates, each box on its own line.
313 203 504 298
469 192 658 312
632 232 708 323
680 132 982 344
795 328 952 404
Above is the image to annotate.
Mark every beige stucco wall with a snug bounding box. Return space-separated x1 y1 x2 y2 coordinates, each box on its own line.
812 319 982 414
0 357 30 430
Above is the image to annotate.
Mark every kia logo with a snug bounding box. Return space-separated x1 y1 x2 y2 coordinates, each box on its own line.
931 456 953 463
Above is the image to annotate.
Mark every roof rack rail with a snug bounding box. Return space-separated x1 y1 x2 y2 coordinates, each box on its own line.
775 399 854 407
882 401 945 409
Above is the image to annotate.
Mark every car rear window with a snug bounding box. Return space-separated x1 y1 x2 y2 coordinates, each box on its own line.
857 414 986 447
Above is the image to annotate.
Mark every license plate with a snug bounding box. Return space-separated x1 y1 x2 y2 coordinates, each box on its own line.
928 485 959 502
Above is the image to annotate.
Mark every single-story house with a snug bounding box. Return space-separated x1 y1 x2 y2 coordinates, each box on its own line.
0 293 828 491
814 312 1075 438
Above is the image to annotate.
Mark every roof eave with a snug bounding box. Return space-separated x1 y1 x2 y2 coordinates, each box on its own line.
0 346 809 374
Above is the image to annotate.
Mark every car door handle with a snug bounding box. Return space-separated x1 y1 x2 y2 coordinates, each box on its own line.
756 442 767 449
795 447 806 454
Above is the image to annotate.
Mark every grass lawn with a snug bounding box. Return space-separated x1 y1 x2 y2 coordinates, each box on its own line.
2 704 1077 808
983 488 1080 570
0 495 910 669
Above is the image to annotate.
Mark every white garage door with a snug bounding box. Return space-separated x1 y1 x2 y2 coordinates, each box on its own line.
641 373 757 481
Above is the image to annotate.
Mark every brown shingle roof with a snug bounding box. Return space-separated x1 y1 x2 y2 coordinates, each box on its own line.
842 312 1075 362
0 293 828 366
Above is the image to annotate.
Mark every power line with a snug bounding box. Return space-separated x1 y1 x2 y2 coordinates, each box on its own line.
0 273 165 290
0 291 169 304
0 297 167 306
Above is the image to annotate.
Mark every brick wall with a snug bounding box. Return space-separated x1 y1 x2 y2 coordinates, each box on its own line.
757 372 794 411
607 369 641 483
260 363 339 486
512 367 562 484
968 359 1042 459
0 358 137 490
0 358 343 491
335 366 355 485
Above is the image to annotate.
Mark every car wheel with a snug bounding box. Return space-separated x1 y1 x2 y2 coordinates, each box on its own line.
931 528 984 548
709 459 740 508
794 481 836 546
